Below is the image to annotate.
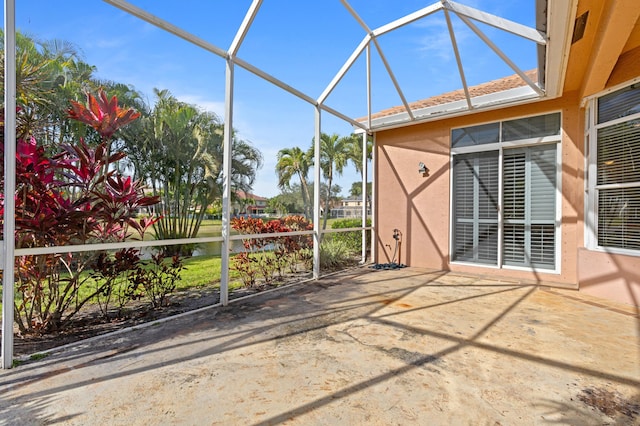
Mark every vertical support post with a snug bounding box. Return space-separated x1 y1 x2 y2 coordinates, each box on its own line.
362 43 371 264
371 134 377 264
2 0 17 369
361 132 367 263
313 106 322 279
220 58 234 306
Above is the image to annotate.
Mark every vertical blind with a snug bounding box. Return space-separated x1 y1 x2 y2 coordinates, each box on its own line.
502 113 561 142
503 145 556 268
597 187 640 250
452 152 499 265
451 112 559 270
595 82 640 252
597 119 640 185
597 84 640 124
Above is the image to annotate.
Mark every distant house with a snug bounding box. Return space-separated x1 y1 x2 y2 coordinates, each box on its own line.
331 197 370 218
234 191 268 216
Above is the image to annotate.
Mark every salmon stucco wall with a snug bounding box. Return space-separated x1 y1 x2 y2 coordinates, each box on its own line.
578 249 640 306
375 96 584 288
373 0 640 306
574 44 640 306
375 124 451 269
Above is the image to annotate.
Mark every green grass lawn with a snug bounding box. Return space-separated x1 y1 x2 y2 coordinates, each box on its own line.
180 254 242 289
0 253 243 311
2 217 362 311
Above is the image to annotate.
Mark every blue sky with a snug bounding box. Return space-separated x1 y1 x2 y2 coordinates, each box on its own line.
10 0 537 198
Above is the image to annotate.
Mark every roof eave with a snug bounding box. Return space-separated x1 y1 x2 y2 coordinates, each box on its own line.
360 86 542 133
543 0 579 99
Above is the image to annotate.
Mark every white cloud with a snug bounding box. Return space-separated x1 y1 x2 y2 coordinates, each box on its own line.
175 93 226 117
410 13 474 62
91 37 129 50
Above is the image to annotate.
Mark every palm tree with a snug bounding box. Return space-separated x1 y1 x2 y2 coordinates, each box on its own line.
124 89 263 254
314 132 353 230
0 31 92 142
347 133 373 175
276 146 313 218
347 133 373 214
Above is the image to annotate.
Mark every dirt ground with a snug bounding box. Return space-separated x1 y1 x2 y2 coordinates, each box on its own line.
1 267 639 425
2 272 313 357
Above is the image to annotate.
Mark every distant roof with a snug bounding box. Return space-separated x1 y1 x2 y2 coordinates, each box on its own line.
236 191 268 201
361 69 541 131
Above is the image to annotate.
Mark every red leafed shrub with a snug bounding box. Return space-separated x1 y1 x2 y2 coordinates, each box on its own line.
230 215 312 288
0 90 182 334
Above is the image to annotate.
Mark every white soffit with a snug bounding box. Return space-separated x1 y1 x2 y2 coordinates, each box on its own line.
544 0 579 99
367 85 541 131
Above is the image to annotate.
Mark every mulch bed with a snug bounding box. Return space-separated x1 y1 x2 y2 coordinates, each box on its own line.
1 273 314 358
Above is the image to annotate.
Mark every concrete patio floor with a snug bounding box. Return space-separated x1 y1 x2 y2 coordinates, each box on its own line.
1 267 639 425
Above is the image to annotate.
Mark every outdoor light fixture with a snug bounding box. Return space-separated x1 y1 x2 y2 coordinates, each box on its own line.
418 162 429 175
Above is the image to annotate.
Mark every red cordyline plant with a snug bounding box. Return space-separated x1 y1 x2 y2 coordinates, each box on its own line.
67 88 140 140
230 215 312 288
0 90 181 334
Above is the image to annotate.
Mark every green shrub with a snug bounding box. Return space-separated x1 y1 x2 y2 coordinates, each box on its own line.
230 215 313 287
319 239 352 270
330 218 371 254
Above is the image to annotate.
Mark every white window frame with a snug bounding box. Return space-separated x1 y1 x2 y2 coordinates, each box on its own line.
585 78 640 256
450 112 563 273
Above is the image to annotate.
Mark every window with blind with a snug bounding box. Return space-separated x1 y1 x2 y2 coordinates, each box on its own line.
451 113 560 270
503 145 557 268
452 152 499 264
588 82 640 252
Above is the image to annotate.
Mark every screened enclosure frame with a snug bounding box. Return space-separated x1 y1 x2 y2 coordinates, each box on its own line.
2 0 576 367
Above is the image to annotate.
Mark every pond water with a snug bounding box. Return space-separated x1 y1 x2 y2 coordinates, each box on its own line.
193 240 246 257
142 239 268 258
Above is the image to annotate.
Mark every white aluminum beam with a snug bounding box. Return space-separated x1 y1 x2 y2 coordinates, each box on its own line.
372 38 415 120
229 0 263 57
362 44 374 263
232 56 317 106
322 227 371 235
234 57 369 131
443 0 546 45
340 0 371 34
361 132 368 263
444 8 472 110
228 229 313 241
317 34 370 105
313 107 322 279
456 13 544 96
2 0 16 370
372 2 443 38
371 134 377 263
366 44 372 130
103 0 228 59
220 58 234 306
319 103 367 131
15 237 222 257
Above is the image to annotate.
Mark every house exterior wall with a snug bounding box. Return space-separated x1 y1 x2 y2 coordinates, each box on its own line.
576 43 640 306
375 96 584 284
376 67 640 306
373 0 640 306
374 0 640 307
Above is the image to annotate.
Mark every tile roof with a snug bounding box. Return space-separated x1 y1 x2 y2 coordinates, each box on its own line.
366 69 538 121
236 190 268 201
